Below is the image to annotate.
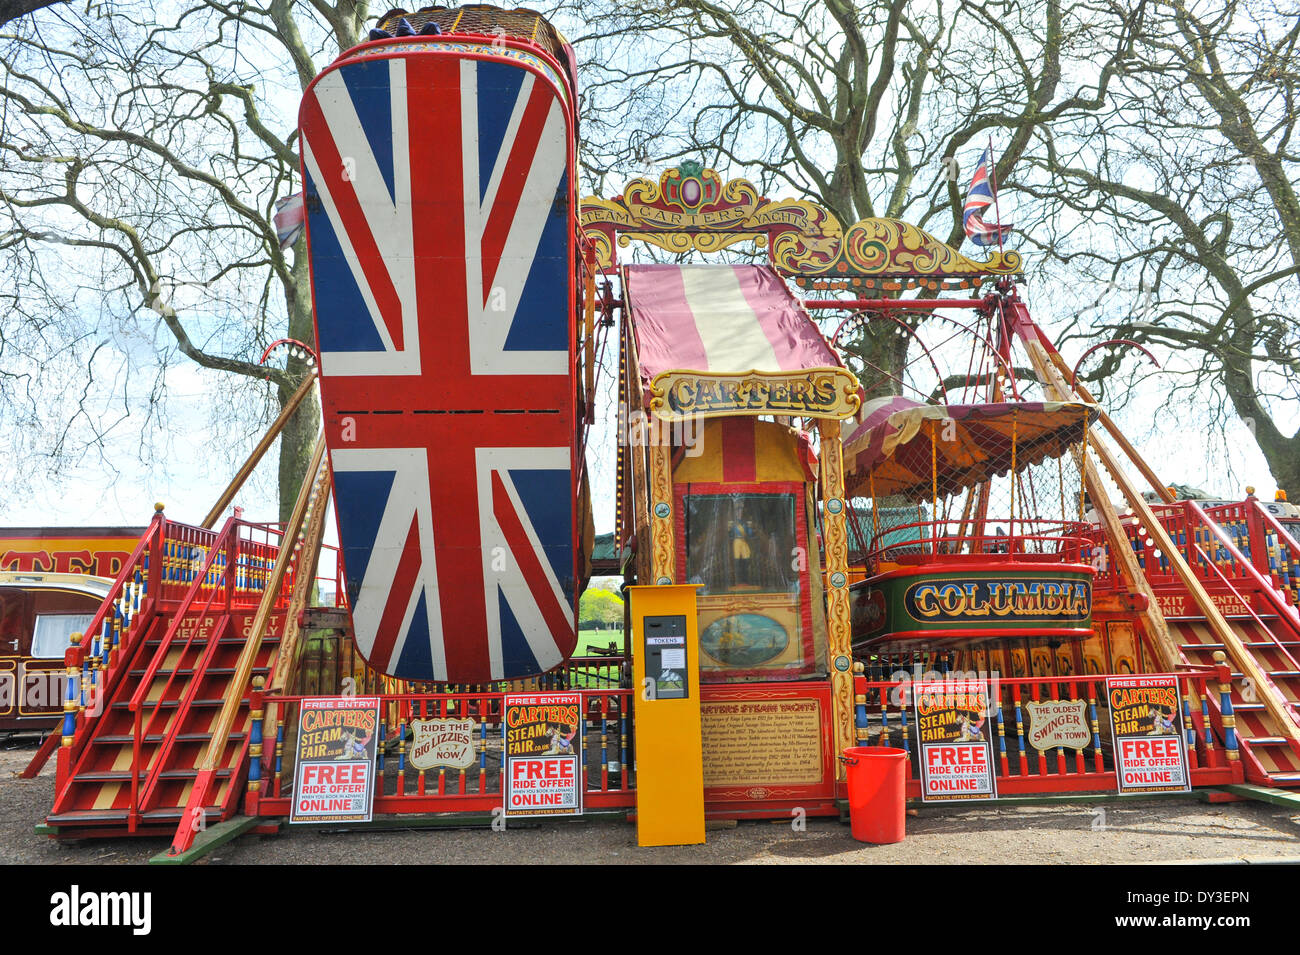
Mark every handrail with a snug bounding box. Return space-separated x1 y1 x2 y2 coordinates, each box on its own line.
154 523 223 604
859 669 1213 694
865 517 1090 563
128 518 240 818
852 667 1241 785
1240 498 1300 618
1178 503 1300 694
269 458 332 693
127 519 237 712
1182 533 1300 680
168 434 326 856
57 509 165 767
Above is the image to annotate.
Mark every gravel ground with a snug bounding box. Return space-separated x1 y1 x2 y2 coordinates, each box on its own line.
6 737 1300 865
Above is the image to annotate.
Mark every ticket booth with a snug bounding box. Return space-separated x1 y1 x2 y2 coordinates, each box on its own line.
615 262 863 817
674 417 828 681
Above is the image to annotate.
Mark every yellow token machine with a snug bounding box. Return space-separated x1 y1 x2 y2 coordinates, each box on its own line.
628 584 705 847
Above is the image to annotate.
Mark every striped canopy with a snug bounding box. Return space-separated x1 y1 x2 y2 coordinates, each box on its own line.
841 396 1098 499
622 264 845 392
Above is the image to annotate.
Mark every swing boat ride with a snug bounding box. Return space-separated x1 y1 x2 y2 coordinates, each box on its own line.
23 4 1300 857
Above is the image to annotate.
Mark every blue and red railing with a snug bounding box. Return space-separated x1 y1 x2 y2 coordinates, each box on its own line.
237 665 1246 823
247 687 636 818
851 667 1243 798
41 513 312 811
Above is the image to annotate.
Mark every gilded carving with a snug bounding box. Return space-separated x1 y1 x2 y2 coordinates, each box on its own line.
648 442 675 583
817 419 854 775
581 164 1022 284
648 368 861 422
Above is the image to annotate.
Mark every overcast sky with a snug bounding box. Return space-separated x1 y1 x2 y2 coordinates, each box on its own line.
0 265 1285 536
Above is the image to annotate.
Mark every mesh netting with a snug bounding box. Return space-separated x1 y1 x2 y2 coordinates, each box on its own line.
845 408 1090 563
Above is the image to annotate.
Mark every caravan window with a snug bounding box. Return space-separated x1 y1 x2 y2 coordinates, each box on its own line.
31 613 96 659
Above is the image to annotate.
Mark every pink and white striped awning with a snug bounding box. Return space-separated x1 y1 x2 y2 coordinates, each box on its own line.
623 264 846 385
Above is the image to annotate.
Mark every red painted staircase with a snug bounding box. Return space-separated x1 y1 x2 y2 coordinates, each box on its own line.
1098 497 1300 786
42 512 293 839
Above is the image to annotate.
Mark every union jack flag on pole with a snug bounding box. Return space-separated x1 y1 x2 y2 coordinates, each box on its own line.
963 146 1013 248
273 192 305 249
299 44 579 683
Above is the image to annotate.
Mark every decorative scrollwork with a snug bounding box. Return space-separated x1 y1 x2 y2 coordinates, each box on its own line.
580 164 1023 285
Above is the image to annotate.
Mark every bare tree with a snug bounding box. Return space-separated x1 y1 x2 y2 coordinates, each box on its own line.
0 1 372 519
1023 0 1300 495
564 0 1133 398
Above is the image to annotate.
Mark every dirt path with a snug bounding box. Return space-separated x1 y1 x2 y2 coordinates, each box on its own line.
6 738 1299 865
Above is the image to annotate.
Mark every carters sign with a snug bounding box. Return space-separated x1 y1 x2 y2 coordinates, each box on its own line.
0 528 143 578
1106 675 1190 794
649 368 860 422
913 679 998 802
290 696 381 824
503 693 583 819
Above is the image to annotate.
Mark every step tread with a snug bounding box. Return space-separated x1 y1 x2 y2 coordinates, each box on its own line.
47 806 228 827
141 636 283 647
95 731 247 745
129 665 271 677
70 768 233 783
112 698 252 710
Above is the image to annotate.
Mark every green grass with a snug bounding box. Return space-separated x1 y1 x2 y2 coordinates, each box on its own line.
568 629 626 688
577 628 624 656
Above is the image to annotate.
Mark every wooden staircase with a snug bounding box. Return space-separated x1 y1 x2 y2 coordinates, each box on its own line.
43 515 292 839
1135 499 1300 786
1173 618 1300 785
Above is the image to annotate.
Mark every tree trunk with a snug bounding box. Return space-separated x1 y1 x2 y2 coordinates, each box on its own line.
1254 430 1300 505
843 321 911 403
277 245 321 523
0 0 63 25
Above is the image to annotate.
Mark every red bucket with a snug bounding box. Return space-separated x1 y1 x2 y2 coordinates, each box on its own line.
842 746 907 844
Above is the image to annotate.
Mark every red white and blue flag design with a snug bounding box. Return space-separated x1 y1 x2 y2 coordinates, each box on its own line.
962 146 1013 248
299 48 577 682
273 192 305 249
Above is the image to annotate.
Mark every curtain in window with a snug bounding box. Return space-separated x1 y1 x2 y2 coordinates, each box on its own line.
31 613 95 659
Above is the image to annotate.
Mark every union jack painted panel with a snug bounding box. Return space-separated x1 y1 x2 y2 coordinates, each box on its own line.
299 42 577 682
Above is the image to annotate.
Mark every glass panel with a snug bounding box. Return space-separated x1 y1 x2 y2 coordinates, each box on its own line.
684 493 798 596
31 613 95 659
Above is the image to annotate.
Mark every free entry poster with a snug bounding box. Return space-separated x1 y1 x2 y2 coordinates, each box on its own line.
290 696 381 824
1106 675 1190 794
503 693 583 819
913 679 998 802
